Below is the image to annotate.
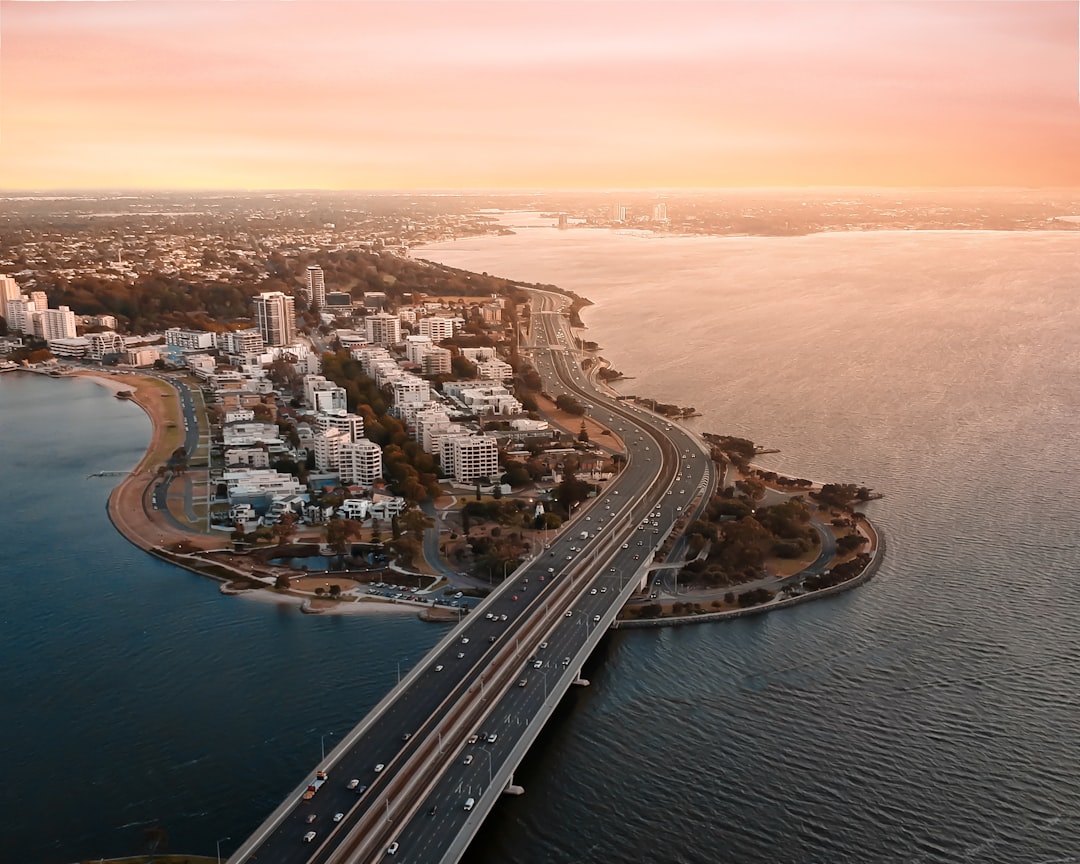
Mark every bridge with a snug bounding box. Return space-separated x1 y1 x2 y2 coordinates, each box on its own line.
229 288 717 864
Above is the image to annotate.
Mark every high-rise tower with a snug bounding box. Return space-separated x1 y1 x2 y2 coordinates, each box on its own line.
306 266 326 310
253 292 296 346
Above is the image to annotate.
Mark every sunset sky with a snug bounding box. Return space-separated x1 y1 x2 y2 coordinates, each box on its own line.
2 1 1078 190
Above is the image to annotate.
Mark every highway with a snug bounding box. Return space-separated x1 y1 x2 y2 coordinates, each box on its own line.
229 288 715 864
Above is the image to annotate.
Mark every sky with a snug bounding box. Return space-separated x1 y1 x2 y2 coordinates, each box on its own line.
1 0 1079 190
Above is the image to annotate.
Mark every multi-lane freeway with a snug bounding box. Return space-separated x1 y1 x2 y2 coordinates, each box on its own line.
229 288 716 864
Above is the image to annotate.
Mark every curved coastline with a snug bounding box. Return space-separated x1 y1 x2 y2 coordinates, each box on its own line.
74 264 883 624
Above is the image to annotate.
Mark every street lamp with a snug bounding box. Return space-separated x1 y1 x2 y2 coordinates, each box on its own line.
216 836 231 864
321 732 333 761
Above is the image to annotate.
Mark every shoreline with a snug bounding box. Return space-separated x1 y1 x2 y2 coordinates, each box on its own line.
56 260 883 624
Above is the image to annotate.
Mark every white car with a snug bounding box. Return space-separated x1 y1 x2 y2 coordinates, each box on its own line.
387 842 399 855
374 763 385 773
303 831 317 843
333 812 344 823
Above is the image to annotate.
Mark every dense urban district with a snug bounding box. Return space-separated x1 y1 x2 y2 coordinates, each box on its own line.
0 190 905 623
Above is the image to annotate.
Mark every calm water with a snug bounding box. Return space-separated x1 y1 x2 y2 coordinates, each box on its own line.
424 227 1080 863
4 223 1080 864
0 373 440 863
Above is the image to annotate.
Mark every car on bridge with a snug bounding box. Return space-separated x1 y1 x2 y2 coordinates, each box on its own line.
303 831 316 843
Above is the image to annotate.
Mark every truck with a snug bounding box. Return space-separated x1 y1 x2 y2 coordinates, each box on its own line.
579 530 589 540
302 770 329 801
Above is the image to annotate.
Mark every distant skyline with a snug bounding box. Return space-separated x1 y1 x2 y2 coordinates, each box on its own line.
2 1 1079 190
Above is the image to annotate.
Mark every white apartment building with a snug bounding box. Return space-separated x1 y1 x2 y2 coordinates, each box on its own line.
225 409 256 423
339 438 383 488
302 375 346 410
5 298 37 333
443 382 522 416
372 360 406 389
253 291 296 347
441 434 500 484
40 306 77 341
217 328 265 355
223 421 282 447
316 410 364 443
392 376 431 410
0 275 19 308
460 346 497 363
224 448 271 469
421 347 452 376
418 316 454 342
404 334 433 364
312 388 347 414
166 328 216 350
397 306 419 324
125 347 159 367
86 331 126 360
414 405 452 453
224 469 304 502
351 346 395 376
475 358 514 382
187 354 217 378
364 312 401 345
47 337 89 359
313 427 348 472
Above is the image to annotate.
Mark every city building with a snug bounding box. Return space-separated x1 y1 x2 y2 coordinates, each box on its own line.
364 312 401 345
339 438 383 488
225 449 271 469
475 358 514 382
418 316 454 342
420 347 452 376
652 202 668 222
253 291 296 347
392 375 431 410
5 298 37 334
124 347 159 367
324 292 353 315
0 275 20 308
47 337 89 359
217 328 265 355
40 306 77 341
313 427 348 472
315 410 364 443
404 334 433 364
86 331 126 360
166 328 216 350
441 434 500 484
306 266 326 310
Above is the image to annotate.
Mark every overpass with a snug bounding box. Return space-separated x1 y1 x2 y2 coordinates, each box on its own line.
229 288 715 864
